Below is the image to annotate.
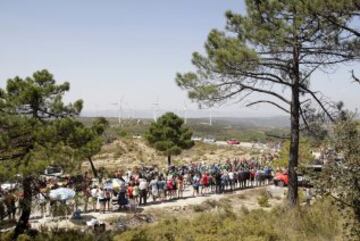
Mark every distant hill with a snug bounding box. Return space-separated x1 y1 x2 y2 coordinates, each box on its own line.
79 115 290 142
81 110 290 128
81 115 290 129
188 116 290 129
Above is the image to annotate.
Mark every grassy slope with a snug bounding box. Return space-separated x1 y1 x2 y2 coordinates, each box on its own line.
114 198 342 241
1 198 342 241
80 116 287 172
81 138 259 172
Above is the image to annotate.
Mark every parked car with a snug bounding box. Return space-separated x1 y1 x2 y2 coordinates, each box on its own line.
191 136 203 141
227 139 240 145
296 173 312 188
273 171 289 186
204 138 216 143
0 182 18 191
273 165 322 187
44 166 64 177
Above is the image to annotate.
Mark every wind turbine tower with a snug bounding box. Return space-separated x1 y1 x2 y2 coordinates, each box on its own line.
152 98 160 122
183 102 188 125
112 96 124 125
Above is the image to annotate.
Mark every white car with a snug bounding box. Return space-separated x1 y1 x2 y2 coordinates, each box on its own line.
191 136 203 141
1 182 18 191
203 138 216 143
44 166 64 177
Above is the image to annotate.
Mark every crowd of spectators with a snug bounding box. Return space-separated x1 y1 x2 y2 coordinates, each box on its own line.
0 158 273 220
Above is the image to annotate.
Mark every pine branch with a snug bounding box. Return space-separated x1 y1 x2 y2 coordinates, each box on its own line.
322 15 360 37
352 70 360 85
299 85 335 122
246 100 290 114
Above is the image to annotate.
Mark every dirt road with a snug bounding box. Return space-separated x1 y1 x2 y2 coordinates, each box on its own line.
28 185 285 231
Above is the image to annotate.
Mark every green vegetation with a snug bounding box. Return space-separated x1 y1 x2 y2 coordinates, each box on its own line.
88 116 290 143
0 229 113 241
176 0 358 207
0 70 106 238
114 198 341 241
316 117 360 239
0 198 343 241
272 138 314 169
257 190 271 208
145 112 194 165
73 117 109 177
0 70 83 238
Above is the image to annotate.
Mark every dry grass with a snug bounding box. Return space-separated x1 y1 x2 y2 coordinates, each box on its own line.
82 138 253 172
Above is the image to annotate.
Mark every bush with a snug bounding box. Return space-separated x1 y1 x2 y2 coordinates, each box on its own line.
116 129 128 138
114 198 342 241
237 194 247 199
257 191 271 208
0 198 344 241
0 230 114 241
191 204 207 212
241 205 250 215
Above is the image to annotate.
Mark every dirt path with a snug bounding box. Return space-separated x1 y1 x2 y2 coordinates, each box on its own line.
29 185 285 231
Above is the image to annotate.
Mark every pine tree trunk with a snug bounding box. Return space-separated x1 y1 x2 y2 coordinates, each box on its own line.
13 176 33 240
88 156 98 178
288 98 300 207
288 43 300 207
167 155 171 166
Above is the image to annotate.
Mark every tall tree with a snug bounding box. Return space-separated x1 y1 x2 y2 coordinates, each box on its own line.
68 117 109 178
272 138 314 169
145 112 194 166
316 115 360 240
308 0 360 37
0 70 84 238
176 0 357 206
305 0 360 82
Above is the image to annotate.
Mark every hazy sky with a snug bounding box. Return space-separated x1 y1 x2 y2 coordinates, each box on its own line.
0 1 359 118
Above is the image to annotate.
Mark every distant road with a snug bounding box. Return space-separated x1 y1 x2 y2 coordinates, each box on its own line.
208 140 275 152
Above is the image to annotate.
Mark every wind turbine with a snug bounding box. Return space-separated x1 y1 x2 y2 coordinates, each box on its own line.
209 109 213 126
111 96 124 125
152 97 160 122
183 101 188 125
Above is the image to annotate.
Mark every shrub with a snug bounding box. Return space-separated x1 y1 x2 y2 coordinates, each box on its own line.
0 198 344 241
257 192 271 208
0 230 113 241
241 205 250 215
191 204 207 212
237 194 246 199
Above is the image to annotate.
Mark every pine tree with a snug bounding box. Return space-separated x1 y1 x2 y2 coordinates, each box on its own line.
145 112 194 166
0 70 105 238
176 0 358 206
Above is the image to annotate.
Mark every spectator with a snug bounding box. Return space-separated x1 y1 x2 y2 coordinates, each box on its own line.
97 188 106 213
117 181 128 209
104 188 112 212
158 176 166 201
149 177 159 202
201 172 209 195
90 185 99 211
176 175 184 198
192 174 200 196
4 190 16 220
139 177 148 205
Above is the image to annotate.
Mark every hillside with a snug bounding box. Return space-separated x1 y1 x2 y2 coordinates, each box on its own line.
79 116 289 144
81 138 257 172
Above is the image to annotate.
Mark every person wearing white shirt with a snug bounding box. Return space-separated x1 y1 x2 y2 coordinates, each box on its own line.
138 177 148 205
90 186 98 211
